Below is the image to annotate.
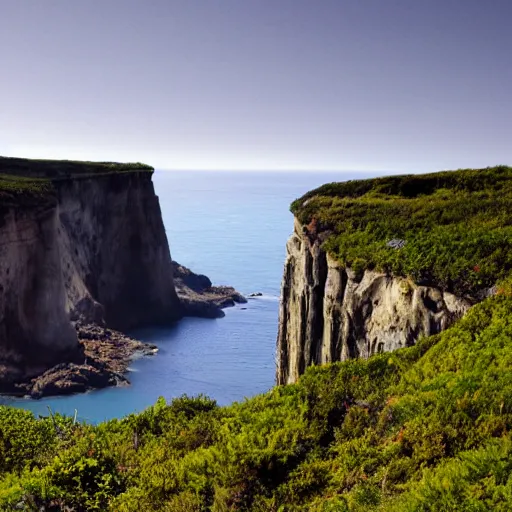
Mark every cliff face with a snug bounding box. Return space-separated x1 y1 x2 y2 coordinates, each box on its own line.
0 202 79 378
0 163 182 387
57 172 182 330
276 219 471 385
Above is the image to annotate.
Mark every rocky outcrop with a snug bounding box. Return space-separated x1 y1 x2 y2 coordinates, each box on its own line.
276 219 472 385
173 261 247 318
0 160 182 393
13 324 157 398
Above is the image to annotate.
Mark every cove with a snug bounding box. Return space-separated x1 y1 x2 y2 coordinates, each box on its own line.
2 170 365 422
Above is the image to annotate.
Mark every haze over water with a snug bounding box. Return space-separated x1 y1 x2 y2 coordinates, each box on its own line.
2 170 374 422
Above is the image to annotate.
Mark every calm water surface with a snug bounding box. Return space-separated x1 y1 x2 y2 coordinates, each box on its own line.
2 171 371 422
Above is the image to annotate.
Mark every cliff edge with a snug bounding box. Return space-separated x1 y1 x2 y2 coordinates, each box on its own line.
0 157 182 393
277 166 512 384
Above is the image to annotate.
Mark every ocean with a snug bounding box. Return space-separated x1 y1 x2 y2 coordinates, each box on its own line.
1 170 374 422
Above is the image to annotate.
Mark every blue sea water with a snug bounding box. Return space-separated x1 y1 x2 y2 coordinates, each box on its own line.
1 170 372 423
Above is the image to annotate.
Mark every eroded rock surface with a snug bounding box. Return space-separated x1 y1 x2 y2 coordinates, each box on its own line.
0 204 80 370
57 173 182 330
276 219 472 385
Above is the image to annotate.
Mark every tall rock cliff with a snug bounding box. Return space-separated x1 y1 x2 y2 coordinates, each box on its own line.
276 219 472 386
0 158 182 387
0 193 78 377
57 172 182 330
277 166 512 385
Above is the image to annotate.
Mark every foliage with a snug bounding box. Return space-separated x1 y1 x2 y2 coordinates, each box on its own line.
0 174 55 207
2 294 512 509
0 156 153 179
0 156 153 208
291 166 512 295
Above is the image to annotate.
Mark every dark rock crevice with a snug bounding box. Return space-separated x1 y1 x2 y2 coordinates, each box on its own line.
310 248 327 367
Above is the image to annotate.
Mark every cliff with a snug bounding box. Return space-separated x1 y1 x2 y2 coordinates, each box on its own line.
0 187 79 383
277 166 512 385
276 219 471 384
0 157 182 391
57 171 182 330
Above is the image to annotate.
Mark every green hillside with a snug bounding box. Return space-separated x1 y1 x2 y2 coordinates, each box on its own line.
1 283 512 510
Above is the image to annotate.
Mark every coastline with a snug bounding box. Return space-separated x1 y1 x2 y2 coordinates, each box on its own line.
0 262 247 399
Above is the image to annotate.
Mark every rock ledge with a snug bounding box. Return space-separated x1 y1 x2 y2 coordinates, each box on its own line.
8 324 157 398
173 261 247 318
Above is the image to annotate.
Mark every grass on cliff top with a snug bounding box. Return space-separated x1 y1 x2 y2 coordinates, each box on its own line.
0 156 153 208
0 156 154 180
0 174 55 207
291 165 512 296
2 284 512 510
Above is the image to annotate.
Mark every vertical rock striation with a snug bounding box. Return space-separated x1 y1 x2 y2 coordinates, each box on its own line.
0 202 79 379
57 172 182 330
276 219 471 385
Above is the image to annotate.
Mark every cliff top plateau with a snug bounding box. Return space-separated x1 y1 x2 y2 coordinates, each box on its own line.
291 165 512 296
0 156 154 208
0 155 153 179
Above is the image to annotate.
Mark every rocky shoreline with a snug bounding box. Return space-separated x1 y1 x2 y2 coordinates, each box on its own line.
4 324 157 399
0 263 246 399
172 261 247 317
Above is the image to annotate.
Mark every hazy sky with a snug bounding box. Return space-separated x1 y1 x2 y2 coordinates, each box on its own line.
1 1 511 171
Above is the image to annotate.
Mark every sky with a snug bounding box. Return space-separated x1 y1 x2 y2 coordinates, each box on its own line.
0 0 511 172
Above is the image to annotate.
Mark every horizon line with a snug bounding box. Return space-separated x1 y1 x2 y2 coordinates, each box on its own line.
156 168 426 174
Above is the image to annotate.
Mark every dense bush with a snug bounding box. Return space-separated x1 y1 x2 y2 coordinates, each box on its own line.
291 166 512 295
2 291 512 510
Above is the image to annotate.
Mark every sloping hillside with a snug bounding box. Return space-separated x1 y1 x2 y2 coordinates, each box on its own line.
1 284 512 510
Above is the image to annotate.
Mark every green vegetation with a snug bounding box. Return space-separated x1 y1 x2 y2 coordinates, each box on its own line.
0 156 153 208
0 156 153 180
0 174 55 208
2 286 512 510
291 166 512 295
